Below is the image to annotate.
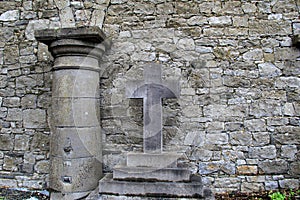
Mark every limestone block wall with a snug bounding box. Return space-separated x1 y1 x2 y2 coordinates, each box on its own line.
0 0 299 194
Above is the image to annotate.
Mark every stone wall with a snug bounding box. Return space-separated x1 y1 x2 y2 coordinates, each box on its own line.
0 0 299 194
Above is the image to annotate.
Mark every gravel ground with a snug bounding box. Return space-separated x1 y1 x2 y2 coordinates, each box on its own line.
0 188 49 200
0 187 299 200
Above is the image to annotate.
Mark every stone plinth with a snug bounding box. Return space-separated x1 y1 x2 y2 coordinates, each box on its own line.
113 165 191 182
35 27 110 200
99 174 212 198
126 152 180 168
98 64 214 199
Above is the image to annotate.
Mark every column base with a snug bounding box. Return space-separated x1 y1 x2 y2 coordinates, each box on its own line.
50 191 90 200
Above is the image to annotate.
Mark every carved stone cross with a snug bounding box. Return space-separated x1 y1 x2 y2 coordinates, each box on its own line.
126 63 179 153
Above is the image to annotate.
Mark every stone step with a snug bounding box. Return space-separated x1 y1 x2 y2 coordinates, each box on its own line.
99 174 214 199
127 152 181 168
113 165 191 182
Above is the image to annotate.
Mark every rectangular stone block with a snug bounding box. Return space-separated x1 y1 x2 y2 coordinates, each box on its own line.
113 165 191 182
23 109 47 128
52 69 100 98
99 174 208 198
50 156 102 193
51 126 102 159
127 152 180 168
52 98 100 127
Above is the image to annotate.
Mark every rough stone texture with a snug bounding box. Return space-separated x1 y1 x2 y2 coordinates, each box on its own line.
99 174 212 199
0 0 299 197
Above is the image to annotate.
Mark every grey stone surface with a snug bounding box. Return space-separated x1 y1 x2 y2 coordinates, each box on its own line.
51 127 102 159
113 165 191 182
50 156 102 193
99 174 212 198
258 159 289 174
52 98 100 127
23 109 47 128
52 70 100 98
126 63 179 153
126 152 180 168
35 27 110 199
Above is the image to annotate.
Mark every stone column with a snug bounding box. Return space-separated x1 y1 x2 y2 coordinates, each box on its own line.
35 27 110 199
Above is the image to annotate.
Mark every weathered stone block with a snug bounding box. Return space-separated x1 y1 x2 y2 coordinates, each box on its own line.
35 160 50 174
281 145 297 160
184 131 205 146
127 153 179 168
21 94 37 108
51 127 102 159
190 149 212 161
3 155 22 171
52 98 100 127
249 20 291 36
199 161 235 175
249 101 282 118
0 10 19 21
279 179 299 189
214 177 240 189
203 104 246 120
244 119 266 132
265 181 279 190
31 132 50 151
113 165 190 182
237 165 258 175
0 134 14 150
258 159 288 174
229 132 252 146
99 174 212 198
3 97 20 108
50 156 102 193
0 75 7 88
0 179 18 188
23 109 47 128
258 63 281 77
14 134 30 151
4 45 19 64
273 129 300 145
289 162 300 175
242 2 257 13
177 38 195 51
20 163 34 173
208 16 232 26
7 108 22 121
253 132 270 146
241 182 264 193
275 47 299 61
182 105 202 118
16 76 37 88
249 146 276 159
243 49 263 61
52 70 100 98
283 103 296 116
206 133 228 145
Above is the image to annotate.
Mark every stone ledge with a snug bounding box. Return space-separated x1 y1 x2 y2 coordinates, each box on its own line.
35 27 107 45
127 152 181 168
99 174 214 199
113 165 191 182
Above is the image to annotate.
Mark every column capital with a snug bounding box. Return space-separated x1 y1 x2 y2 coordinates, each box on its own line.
35 27 111 71
35 27 111 58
